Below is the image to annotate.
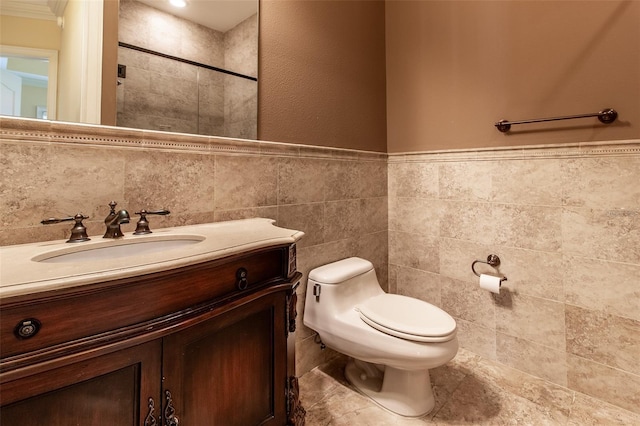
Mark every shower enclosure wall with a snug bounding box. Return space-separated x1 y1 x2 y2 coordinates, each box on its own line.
117 0 257 139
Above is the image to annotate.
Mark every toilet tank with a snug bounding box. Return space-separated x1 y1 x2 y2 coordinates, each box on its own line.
304 257 384 330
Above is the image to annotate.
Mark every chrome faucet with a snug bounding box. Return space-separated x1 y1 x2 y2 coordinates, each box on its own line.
103 201 130 238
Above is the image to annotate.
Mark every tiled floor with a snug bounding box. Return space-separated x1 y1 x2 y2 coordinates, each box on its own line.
299 349 640 425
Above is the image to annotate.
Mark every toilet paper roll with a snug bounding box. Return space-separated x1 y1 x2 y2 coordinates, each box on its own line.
479 274 502 294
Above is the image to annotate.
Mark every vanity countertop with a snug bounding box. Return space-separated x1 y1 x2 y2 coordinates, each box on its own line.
0 218 304 300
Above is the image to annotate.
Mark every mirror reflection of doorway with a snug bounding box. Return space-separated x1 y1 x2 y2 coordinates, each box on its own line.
0 46 57 120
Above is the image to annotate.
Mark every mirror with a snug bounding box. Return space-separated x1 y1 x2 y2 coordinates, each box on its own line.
1 46 58 120
0 0 258 139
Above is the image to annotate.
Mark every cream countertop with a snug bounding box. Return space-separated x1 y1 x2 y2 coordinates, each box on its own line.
0 218 304 300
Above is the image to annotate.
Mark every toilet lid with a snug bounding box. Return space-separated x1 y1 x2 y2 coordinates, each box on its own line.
356 294 457 343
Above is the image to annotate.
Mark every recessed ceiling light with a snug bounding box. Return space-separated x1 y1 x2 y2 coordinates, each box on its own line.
169 0 187 8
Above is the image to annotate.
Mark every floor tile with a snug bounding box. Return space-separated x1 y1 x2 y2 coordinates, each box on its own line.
298 348 640 425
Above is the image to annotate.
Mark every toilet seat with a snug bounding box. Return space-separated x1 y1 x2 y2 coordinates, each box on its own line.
356 294 457 343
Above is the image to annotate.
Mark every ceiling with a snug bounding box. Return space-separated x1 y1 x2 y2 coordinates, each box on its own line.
138 0 256 32
0 0 65 20
0 0 257 32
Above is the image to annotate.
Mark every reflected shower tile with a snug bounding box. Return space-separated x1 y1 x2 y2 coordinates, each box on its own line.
144 9 182 55
120 63 152 93
223 77 258 139
224 14 258 76
147 53 198 81
117 47 150 70
182 23 224 68
119 0 151 47
155 73 198 100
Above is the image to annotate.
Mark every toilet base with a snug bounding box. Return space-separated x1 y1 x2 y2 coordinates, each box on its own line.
344 359 435 417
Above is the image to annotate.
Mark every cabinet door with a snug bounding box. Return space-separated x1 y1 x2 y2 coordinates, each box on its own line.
0 340 162 426
162 291 288 425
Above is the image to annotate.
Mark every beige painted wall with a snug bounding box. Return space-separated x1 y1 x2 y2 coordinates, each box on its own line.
386 0 640 152
0 15 61 50
259 0 387 152
57 0 85 123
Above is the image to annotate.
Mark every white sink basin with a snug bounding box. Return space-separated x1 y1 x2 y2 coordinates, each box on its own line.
33 236 205 263
1 219 305 300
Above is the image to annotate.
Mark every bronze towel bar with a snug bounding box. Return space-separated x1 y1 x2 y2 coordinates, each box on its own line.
495 108 617 133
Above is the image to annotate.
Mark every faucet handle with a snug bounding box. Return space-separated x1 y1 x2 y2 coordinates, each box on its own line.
41 213 91 243
133 209 170 235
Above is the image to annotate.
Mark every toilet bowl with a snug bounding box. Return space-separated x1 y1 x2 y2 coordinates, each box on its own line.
303 257 458 417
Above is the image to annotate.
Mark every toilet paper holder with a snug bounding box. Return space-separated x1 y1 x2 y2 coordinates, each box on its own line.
471 254 508 282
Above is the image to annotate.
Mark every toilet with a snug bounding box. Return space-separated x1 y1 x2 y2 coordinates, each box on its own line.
303 257 458 417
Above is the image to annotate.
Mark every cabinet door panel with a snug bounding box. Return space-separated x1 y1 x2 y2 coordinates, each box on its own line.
0 341 162 426
163 292 287 425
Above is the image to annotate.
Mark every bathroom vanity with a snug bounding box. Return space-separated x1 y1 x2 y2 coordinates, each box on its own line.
0 219 306 425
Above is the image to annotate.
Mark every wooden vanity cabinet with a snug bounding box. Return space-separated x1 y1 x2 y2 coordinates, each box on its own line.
0 244 305 426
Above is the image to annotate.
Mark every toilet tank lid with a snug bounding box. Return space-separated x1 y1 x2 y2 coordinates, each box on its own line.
308 257 374 284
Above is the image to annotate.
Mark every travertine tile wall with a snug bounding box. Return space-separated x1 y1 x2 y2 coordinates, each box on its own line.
2 118 638 414
388 141 640 414
0 117 387 376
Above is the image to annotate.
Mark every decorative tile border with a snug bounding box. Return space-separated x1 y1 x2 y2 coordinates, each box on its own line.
389 139 640 163
0 117 387 162
2 116 637 162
